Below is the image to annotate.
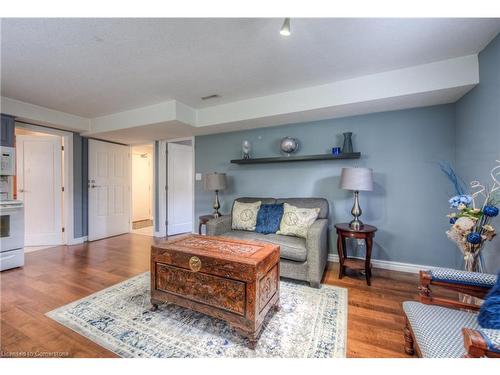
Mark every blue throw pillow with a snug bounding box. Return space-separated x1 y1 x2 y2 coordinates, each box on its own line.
478 271 500 329
255 204 284 234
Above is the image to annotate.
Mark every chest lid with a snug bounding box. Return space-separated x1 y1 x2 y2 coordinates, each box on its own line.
152 234 277 266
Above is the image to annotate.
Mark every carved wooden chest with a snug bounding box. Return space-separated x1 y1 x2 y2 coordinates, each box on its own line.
150 235 280 348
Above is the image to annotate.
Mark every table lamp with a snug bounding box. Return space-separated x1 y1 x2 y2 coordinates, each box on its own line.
204 172 227 217
339 167 373 230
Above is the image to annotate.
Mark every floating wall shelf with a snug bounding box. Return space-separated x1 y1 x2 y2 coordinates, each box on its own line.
230 152 361 164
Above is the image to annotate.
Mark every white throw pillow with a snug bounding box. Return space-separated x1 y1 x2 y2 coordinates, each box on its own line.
277 203 320 238
231 201 262 231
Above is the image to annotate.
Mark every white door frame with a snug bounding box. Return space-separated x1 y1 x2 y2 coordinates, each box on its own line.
15 122 75 245
157 136 195 237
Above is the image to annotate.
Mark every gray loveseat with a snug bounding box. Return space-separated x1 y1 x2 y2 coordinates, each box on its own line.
206 197 329 288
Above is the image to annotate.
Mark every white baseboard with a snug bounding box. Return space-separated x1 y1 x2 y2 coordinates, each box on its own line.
327 254 430 274
67 236 87 245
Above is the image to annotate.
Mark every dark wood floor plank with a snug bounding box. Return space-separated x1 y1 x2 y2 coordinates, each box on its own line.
1 233 419 358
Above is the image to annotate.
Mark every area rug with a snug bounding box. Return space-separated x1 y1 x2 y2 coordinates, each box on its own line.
46 272 347 358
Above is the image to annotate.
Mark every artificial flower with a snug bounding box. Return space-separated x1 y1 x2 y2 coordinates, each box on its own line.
466 232 482 245
483 224 495 232
453 217 476 232
484 205 499 217
458 203 466 211
449 195 473 208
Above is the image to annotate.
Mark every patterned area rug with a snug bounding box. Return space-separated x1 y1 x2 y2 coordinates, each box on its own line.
47 273 347 358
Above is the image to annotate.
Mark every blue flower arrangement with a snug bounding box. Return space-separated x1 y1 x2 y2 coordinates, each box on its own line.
441 160 500 272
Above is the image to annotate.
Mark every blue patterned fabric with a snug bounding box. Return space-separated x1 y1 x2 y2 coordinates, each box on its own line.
255 204 284 234
428 267 497 288
478 272 500 329
403 301 479 358
479 329 500 353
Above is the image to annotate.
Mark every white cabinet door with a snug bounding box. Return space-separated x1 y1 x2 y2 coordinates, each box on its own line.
88 139 130 241
167 143 193 235
16 135 63 246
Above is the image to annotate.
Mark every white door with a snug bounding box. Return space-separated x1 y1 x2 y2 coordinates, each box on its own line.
167 143 193 235
132 153 152 222
88 139 130 241
16 135 63 246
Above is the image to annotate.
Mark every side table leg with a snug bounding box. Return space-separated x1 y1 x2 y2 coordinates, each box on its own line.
337 233 345 279
365 237 373 286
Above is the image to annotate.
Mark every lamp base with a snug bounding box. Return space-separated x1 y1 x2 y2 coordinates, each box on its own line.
349 190 364 230
349 218 364 230
212 190 221 218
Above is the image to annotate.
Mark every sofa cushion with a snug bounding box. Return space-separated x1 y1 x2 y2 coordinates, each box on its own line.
277 203 320 238
231 201 261 231
255 204 284 234
221 231 308 262
403 301 479 358
276 198 329 219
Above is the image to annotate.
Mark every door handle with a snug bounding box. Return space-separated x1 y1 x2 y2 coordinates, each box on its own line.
19 189 29 193
91 184 102 188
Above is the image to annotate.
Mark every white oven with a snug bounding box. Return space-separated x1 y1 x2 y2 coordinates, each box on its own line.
0 200 24 271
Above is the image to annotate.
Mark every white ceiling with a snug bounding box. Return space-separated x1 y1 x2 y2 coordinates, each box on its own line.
2 18 499 118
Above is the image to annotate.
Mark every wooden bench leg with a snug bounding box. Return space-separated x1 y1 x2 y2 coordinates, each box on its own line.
404 318 415 356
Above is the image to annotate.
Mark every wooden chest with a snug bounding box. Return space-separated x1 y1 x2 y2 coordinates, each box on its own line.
150 235 280 347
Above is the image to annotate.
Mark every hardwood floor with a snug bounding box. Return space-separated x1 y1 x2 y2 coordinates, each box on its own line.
1 233 420 358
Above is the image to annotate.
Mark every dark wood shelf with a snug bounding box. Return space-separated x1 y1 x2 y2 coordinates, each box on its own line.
230 152 361 164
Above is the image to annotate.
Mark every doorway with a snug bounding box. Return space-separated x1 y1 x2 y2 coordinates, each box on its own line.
15 127 64 250
131 144 154 236
167 139 194 236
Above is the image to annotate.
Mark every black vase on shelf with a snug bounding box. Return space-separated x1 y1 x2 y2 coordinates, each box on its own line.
341 132 353 153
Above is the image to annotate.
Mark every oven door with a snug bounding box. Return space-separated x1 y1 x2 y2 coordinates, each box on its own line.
0 204 24 251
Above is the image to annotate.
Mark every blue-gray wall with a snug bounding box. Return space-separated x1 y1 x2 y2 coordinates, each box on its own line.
456 34 500 273
195 105 462 268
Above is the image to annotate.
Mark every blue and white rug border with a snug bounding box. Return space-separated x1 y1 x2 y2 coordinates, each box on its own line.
46 272 348 358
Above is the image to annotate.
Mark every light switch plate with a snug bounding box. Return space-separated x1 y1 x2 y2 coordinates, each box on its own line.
195 173 202 181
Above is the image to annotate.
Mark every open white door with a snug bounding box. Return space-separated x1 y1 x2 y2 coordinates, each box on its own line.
88 139 130 241
167 142 193 235
16 135 63 246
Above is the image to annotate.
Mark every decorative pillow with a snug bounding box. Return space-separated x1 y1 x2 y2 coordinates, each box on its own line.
277 203 320 238
478 272 500 329
255 204 284 234
231 201 262 232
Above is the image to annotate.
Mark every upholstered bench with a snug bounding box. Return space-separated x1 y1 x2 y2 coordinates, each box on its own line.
403 268 500 358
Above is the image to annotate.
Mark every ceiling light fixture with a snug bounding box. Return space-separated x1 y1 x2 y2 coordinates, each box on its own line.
280 18 291 36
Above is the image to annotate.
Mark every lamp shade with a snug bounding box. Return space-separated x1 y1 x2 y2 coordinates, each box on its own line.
204 172 227 191
339 167 373 191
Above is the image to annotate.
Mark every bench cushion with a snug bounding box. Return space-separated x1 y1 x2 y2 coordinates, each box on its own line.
428 267 497 288
403 301 479 358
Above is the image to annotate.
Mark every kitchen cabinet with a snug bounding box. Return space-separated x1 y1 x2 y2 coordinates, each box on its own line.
1 114 16 147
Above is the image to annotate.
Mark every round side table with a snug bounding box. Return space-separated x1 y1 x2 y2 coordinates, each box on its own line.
334 223 377 286
199 214 216 235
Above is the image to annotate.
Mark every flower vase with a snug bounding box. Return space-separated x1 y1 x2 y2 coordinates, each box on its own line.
460 246 484 306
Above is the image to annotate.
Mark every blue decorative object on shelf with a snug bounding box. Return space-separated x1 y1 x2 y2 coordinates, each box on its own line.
478 272 500 329
332 147 341 155
255 204 284 234
484 206 499 217
467 232 482 245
